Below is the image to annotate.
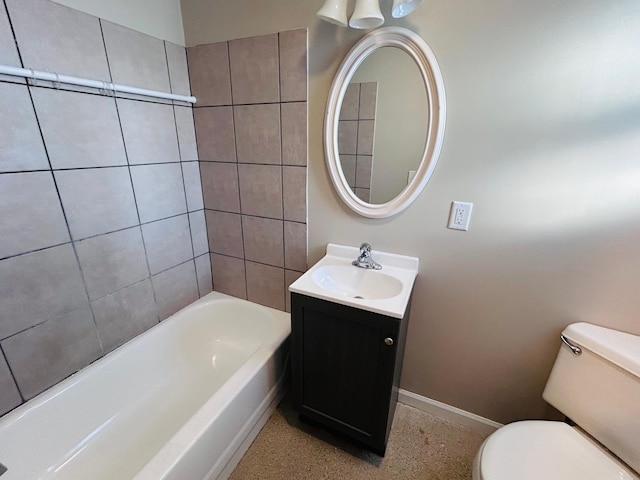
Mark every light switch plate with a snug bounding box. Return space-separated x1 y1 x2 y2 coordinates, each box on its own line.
448 201 473 231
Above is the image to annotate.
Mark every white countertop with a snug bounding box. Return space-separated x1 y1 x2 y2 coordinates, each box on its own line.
289 243 419 319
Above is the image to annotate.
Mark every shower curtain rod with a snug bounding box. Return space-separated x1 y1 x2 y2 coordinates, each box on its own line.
0 64 197 103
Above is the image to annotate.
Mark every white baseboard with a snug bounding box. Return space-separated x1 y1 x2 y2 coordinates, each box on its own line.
398 389 502 436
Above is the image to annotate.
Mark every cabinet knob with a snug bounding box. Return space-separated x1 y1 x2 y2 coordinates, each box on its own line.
384 337 394 346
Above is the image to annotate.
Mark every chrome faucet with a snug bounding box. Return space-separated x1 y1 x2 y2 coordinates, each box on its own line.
352 243 382 270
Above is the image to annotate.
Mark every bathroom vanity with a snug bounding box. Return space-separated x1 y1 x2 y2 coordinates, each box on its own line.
289 244 418 455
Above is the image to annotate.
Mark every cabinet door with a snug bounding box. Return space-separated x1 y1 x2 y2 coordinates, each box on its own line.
292 294 399 451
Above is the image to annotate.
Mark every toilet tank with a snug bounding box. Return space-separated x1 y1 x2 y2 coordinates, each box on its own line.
543 322 640 474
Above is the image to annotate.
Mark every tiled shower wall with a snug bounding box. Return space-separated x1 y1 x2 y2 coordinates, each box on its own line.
0 0 210 416
338 82 377 203
188 30 308 312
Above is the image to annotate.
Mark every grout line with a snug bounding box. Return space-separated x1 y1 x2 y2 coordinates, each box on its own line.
99 19 158 317
19 47 108 354
0 160 192 175
190 99 304 109
162 40 174 95
165 40 196 264
226 41 234 105
0 239 71 263
0 343 25 403
212 251 296 273
0 210 205 263
226 40 249 299
3 0 24 70
277 37 287 309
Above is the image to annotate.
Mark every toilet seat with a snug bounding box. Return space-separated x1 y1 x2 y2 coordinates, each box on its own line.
475 421 638 480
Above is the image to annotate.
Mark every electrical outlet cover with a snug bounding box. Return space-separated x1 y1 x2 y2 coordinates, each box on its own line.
448 201 473 231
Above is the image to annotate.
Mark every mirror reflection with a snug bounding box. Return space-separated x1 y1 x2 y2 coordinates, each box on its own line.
337 47 429 204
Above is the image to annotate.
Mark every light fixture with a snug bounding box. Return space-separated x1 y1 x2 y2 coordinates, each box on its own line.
317 0 425 29
391 0 425 18
349 0 384 29
316 0 349 27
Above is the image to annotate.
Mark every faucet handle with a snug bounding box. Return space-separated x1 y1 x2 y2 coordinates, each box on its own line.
359 243 372 254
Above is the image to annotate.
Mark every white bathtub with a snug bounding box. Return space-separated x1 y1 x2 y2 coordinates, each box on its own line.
0 291 291 480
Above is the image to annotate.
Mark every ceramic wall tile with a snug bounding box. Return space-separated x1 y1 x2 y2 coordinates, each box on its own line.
131 163 187 223
152 261 199 320
200 161 240 213
0 244 88 340
55 167 138 240
359 82 378 120
0 3 20 67
205 210 244 258
340 84 360 121
357 119 375 155
279 29 307 102
91 279 158 353
175 106 198 161
0 353 21 416
142 215 193 275
165 42 191 96
194 254 213 297
118 99 180 165
281 102 307 166
189 210 208 257
194 106 236 162
229 34 279 104
210 254 246 299
5 0 110 80
284 221 307 272
31 88 126 169
182 161 204 211
0 84 48 172
234 104 281 164
2 304 101 400
340 155 357 189
242 216 284 268
238 164 283 219
282 166 306 223
338 121 357 155
285 269 303 313
75 227 149 301
355 155 373 189
187 42 232 106
355 188 370 202
0 172 69 259
102 20 170 92
245 261 284 311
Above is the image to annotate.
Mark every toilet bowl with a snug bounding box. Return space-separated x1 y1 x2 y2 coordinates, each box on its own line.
472 322 640 480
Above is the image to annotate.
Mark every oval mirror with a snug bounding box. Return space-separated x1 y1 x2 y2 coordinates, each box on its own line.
324 27 446 218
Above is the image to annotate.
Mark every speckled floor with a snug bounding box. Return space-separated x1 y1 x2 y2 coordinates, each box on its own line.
229 394 488 480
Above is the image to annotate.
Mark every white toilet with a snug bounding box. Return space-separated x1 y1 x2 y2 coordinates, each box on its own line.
473 322 640 480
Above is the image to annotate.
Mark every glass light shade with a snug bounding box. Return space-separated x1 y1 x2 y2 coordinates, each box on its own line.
349 0 384 29
391 0 424 18
317 0 349 27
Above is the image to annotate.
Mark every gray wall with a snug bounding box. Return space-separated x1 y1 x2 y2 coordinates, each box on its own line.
182 0 640 424
0 0 210 416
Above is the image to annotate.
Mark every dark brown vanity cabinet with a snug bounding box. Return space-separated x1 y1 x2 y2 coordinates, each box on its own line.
290 292 410 456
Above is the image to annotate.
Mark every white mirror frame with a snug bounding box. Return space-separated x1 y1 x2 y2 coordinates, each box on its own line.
325 26 446 218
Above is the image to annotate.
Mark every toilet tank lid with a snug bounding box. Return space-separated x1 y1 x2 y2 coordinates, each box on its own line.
564 322 640 378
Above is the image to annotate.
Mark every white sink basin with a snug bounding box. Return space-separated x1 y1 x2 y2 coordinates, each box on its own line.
311 265 403 300
289 243 419 318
